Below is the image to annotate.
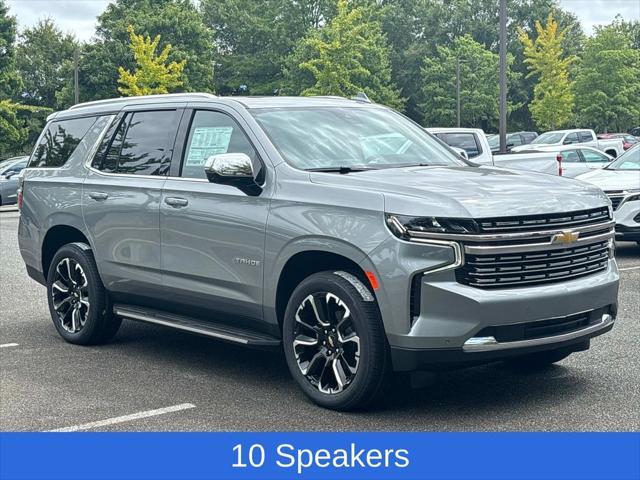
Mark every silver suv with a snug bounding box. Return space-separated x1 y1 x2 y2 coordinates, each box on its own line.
18 94 619 410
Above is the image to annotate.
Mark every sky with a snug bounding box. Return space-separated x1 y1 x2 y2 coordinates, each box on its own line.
5 0 640 42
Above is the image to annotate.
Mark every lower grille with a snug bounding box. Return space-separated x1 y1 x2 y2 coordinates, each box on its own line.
457 240 609 288
474 309 603 343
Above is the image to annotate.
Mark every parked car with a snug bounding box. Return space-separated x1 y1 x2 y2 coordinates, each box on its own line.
494 145 613 178
18 94 618 410
577 145 640 244
597 133 639 151
510 129 624 158
487 131 538 153
425 127 493 164
0 156 28 206
628 127 640 138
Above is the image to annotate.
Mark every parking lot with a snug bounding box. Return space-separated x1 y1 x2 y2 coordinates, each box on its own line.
1 207 639 432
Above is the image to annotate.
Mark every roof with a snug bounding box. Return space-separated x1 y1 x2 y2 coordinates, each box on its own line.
52 93 378 120
425 127 486 134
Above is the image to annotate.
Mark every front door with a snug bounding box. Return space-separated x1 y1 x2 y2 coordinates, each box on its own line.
160 107 272 329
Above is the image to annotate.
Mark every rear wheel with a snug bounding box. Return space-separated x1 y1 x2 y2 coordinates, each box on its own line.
46 243 121 345
282 271 389 411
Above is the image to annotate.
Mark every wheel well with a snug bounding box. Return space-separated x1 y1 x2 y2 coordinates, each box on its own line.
41 225 90 278
275 251 369 330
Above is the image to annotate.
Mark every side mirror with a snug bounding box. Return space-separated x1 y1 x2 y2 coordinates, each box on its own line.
563 139 573 145
3 171 16 179
204 153 262 194
450 147 469 160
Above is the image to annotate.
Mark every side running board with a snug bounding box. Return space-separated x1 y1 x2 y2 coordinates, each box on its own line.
114 305 281 348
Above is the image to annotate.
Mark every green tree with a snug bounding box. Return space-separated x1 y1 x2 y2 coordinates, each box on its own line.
519 13 575 130
419 34 520 129
0 101 25 157
201 0 335 95
574 21 640 132
16 18 78 108
58 0 213 105
0 0 21 99
284 0 402 109
118 26 186 96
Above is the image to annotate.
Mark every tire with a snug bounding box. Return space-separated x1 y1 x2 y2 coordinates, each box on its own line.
505 350 571 370
282 271 390 411
46 243 121 345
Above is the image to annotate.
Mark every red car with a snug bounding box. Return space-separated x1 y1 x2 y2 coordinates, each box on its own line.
597 133 639 151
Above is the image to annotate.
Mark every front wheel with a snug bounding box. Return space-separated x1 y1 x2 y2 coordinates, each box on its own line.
282 271 389 411
46 243 121 345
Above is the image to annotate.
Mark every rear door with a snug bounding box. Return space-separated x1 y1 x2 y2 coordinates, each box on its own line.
82 104 184 303
159 105 273 330
578 130 597 148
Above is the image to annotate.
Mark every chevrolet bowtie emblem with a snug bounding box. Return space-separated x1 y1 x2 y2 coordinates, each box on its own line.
552 230 580 245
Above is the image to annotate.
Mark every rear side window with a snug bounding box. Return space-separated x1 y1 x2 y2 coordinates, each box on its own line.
436 133 481 158
29 117 97 168
92 110 178 176
579 131 594 142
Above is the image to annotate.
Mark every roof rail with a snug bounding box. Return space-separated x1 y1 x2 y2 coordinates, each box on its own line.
68 92 217 110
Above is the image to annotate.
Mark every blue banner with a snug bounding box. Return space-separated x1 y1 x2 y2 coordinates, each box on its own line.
1 432 638 480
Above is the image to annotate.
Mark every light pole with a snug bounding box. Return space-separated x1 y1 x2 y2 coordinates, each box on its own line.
499 0 508 153
73 48 80 105
456 58 461 128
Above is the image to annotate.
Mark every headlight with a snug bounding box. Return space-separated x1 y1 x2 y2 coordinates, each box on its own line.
619 189 640 208
386 214 478 239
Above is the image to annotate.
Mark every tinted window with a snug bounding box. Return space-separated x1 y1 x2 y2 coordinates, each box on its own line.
437 133 481 158
562 150 582 162
564 133 579 144
181 110 257 179
579 131 594 142
581 149 609 163
93 114 130 173
117 110 177 176
29 117 97 168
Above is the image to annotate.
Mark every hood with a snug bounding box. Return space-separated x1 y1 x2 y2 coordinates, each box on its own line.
310 165 609 218
576 168 640 191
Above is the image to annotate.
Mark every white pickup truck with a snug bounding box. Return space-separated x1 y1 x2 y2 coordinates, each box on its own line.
426 127 615 177
510 129 624 157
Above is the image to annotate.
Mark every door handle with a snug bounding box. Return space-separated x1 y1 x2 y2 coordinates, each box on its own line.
164 197 189 208
88 191 108 201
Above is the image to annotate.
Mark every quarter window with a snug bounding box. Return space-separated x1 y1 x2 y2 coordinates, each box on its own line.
29 117 97 168
181 110 258 179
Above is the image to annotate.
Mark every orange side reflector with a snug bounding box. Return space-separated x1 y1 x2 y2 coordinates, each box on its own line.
365 271 380 290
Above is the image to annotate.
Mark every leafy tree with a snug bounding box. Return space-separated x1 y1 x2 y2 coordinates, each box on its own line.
574 21 640 132
419 34 520 129
519 13 575 130
16 18 78 108
58 0 213 105
284 0 402 109
0 100 25 157
118 26 186 96
201 0 335 95
0 0 21 99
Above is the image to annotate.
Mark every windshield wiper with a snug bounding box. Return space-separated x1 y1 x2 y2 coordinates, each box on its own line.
307 166 375 174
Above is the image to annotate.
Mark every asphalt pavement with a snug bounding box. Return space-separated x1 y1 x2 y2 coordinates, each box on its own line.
1 209 639 431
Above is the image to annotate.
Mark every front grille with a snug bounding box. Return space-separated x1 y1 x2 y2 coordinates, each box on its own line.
474 309 603 342
457 240 609 288
604 191 625 210
477 207 610 233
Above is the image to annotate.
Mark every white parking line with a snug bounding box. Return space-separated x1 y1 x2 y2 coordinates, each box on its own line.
46 403 196 432
619 265 640 272
0 343 19 348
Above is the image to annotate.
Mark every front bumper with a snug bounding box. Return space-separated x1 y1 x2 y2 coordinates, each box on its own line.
386 261 619 371
614 199 640 241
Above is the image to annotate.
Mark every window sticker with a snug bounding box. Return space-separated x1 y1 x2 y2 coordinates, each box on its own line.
185 127 233 167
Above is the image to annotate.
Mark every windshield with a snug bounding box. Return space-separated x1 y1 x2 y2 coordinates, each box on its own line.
251 107 466 171
531 132 564 144
606 146 640 170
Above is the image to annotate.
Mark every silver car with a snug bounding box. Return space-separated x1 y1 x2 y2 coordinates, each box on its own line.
577 145 640 244
18 94 619 410
0 156 28 206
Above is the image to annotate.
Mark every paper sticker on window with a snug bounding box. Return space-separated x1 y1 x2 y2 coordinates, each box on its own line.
185 127 233 167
